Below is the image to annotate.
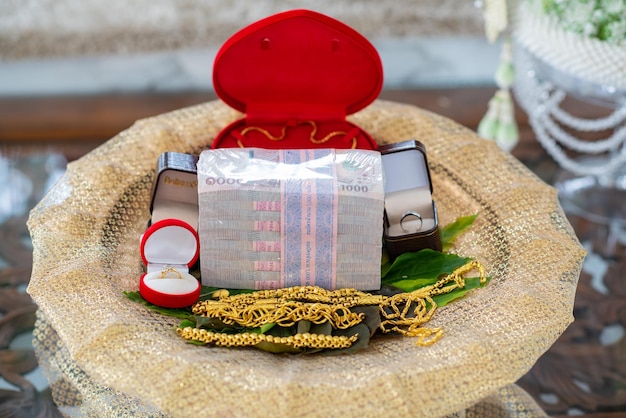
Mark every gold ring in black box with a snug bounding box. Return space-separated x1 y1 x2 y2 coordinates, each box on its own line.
380 140 442 261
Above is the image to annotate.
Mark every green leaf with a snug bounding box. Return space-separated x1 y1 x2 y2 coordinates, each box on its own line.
253 324 301 353
254 341 301 354
440 214 477 251
385 277 439 292
381 258 393 279
309 321 332 336
257 323 276 334
187 340 207 346
297 320 312 335
267 325 296 338
179 319 196 328
351 305 381 336
195 316 233 331
381 249 471 291
375 284 406 297
123 291 144 303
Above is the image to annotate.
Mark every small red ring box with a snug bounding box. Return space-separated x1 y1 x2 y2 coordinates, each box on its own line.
139 219 201 308
211 9 383 150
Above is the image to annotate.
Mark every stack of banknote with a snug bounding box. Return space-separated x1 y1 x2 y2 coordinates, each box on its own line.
197 148 384 290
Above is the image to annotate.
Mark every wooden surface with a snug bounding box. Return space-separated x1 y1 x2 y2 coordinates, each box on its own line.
1 88 624 417
0 88 543 164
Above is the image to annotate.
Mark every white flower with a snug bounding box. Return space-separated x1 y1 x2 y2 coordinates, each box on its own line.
599 0 625 14
535 0 626 43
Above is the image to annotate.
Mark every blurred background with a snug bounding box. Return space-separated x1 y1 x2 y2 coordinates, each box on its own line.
0 1 624 417
0 0 496 95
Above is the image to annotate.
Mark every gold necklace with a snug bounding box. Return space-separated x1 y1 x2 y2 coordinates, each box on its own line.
177 327 358 349
240 125 286 141
187 260 486 348
235 120 356 148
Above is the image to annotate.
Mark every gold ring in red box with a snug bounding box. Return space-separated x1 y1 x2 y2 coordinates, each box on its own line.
139 218 200 308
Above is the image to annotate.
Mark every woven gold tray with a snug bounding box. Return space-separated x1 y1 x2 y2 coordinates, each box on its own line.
27 100 585 417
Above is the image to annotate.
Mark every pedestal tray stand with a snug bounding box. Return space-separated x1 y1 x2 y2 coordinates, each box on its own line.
27 100 585 417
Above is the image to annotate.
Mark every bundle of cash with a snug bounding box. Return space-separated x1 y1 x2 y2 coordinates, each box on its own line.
197 148 384 290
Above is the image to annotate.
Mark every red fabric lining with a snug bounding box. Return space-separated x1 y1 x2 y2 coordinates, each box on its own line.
140 218 199 269
212 9 382 150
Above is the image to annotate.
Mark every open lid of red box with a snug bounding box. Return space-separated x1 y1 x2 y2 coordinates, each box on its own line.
212 9 383 150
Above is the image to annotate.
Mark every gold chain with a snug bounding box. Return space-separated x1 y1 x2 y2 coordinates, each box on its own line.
240 125 286 141
192 299 364 329
304 120 346 144
206 285 385 308
236 120 355 148
187 260 486 348
177 327 358 349
377 260 487 346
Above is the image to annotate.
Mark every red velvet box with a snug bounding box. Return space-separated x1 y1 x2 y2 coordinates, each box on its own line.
140 152 201 308
139 219 201 308
211 9 383 151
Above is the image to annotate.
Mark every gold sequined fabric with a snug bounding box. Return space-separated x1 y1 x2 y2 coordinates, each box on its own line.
27 100 584 417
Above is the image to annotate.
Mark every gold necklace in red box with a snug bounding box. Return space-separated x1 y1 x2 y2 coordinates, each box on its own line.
235 120 354 148
210 9 382 151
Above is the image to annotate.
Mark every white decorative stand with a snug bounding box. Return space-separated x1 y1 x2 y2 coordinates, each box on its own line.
512 5 626 233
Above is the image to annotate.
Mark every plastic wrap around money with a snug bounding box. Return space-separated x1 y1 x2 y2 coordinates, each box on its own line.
197 148 384 290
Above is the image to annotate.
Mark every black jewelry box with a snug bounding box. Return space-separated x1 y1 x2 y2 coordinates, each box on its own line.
380 140 442 261
149 152 199 230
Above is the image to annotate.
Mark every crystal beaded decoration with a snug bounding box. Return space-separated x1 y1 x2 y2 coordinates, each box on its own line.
513 42 626 178
513 41 626 227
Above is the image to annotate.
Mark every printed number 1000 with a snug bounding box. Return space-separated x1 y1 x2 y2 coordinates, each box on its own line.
340 184 368 193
